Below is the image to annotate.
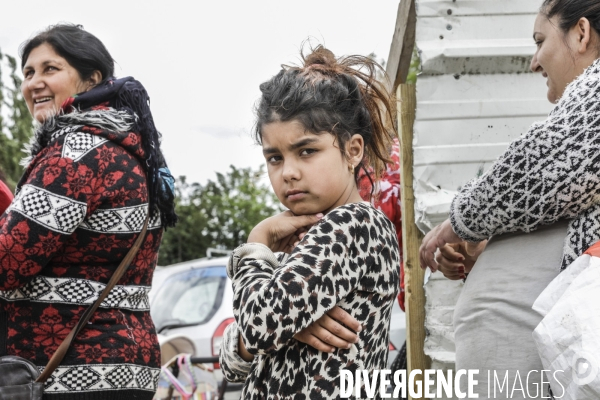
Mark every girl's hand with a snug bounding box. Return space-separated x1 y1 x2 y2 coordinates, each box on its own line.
435 241 487 280
293 306 362 352
419 219 463 271
238 335 254 362
247 211 323 253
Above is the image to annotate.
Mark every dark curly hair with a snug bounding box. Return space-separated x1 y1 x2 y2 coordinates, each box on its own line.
254 45 396 184
20 23 115 85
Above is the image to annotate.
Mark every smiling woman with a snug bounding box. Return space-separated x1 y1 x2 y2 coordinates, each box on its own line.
21 43 100 122
531 4 600 103
19 25 114 123
0 24 177 400
418 0 600 396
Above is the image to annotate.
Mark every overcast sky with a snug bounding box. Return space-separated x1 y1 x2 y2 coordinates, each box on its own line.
0 1 398 185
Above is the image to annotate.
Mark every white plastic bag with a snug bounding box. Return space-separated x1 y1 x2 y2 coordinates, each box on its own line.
532 255 600 399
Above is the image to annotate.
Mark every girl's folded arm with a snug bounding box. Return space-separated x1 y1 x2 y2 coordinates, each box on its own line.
219 322 253 383
227 210 364 356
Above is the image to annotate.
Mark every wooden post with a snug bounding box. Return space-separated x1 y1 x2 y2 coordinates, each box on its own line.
386 0 417 92
388 2 428 397
398 83 430 400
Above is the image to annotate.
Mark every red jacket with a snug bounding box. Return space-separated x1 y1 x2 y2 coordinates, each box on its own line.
0 106 162 398
357 138 405 310
0 180 13 215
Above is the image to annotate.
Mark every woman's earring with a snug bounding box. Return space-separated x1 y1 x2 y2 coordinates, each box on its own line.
349 164 354 174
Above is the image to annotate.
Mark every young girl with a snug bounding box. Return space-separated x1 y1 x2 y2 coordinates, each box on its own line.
219 46 400 399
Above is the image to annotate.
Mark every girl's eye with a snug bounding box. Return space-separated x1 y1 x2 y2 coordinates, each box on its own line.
46 66 57 72
267 155 282 163
300 148 317 156
24 70 34 78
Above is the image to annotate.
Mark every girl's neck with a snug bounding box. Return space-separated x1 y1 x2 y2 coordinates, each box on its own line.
323 186 363 214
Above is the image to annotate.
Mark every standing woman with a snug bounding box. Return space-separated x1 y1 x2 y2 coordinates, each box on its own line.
0 24 176 399
420 0 600 397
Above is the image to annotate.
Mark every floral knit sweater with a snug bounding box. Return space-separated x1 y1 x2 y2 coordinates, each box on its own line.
0 106 163 399
450 58 600 270
220 202 400 399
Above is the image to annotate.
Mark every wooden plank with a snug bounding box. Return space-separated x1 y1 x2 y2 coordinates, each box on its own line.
386 0 417 91
398 83 430 400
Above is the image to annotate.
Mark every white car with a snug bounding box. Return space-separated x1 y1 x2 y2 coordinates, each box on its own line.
150 257 234 373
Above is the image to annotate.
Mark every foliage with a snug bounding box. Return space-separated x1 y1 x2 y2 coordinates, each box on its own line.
406 47 420 84
0 49 34 190
158 165 282 266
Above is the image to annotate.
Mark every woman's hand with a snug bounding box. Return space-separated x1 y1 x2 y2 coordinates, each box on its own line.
419 219 463 271
435 241 487 280
294 306 361 352
247 211 323 253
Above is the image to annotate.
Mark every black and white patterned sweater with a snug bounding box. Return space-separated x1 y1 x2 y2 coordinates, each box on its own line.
450 58 600 269
0 106 163 400
219 202 400 399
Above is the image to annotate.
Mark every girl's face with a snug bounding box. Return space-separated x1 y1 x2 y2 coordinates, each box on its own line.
531 13 598 103
22 43 90 122
261 119 363 216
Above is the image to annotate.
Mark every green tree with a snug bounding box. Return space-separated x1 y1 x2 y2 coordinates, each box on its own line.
0 49 34 190
158 165 282 265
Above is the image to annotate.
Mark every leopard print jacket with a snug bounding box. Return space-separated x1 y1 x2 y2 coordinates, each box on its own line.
450 58 600 269
219 202 400 399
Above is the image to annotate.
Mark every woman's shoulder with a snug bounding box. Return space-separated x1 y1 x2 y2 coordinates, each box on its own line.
554 58 600 112
33 107 144 166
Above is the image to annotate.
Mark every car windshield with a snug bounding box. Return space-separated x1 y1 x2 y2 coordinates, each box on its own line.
151 265 227 332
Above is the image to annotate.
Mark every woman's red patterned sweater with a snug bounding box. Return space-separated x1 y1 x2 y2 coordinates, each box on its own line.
0 106 163 399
